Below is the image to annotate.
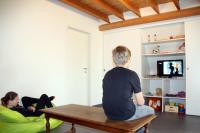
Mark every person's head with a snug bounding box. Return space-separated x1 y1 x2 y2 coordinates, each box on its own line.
1 91 19 108
112 45 131 68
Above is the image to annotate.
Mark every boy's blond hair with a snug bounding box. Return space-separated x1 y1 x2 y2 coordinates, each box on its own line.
112 46 131 66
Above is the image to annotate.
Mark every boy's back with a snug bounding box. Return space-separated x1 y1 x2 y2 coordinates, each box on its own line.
102 67 141 120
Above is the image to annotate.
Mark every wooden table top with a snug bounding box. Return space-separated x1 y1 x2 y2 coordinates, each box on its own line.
41 104 156 132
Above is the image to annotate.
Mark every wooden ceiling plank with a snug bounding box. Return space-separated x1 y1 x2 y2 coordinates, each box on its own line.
99 6 200 31
117 0 141 17
93 0 124 20
60 0 110 23
171 0 180 10
149 0 160 14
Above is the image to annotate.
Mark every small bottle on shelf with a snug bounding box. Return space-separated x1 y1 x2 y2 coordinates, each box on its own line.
154 34 157 42
148 35 151 42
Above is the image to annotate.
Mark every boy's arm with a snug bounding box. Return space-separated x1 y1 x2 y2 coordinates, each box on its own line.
134 92 145 106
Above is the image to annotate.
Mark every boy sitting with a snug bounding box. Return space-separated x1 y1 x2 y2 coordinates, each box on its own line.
102 46 154 132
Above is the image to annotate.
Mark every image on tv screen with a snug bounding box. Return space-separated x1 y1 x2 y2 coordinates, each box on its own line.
163 61 183 76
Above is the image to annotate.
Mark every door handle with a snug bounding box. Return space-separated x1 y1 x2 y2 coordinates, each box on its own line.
83 68 88 73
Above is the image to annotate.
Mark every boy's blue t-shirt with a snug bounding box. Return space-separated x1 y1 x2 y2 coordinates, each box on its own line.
102 67 141 120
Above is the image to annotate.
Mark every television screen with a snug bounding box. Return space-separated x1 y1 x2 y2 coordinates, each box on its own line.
157 60 183 77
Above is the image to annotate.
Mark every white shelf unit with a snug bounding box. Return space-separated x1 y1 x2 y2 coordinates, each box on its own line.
141 23 186 113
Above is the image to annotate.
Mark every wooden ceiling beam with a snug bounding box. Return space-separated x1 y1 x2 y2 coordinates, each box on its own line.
93 0 124 20
172 0 180 10
117 0 141 17
99 6 200 31
60 0 110 23
149 0 160 14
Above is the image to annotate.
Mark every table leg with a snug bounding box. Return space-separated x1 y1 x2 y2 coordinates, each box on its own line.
71 123 76 133
144 123 150 133
66 123 76 133
45 114 50 133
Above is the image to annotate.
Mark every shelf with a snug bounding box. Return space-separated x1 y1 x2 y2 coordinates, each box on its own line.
142 77 162 80
163 78 186 80
141 24 186 113
144 95 162 98
163 96 187 100
142 52 185 57
144 95 186 100
142 38 185 45
142 77 185 80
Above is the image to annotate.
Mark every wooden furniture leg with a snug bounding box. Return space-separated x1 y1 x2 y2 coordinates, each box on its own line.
144 123 150 133
66 123 76 133
45 114 50 133
71 123 76 133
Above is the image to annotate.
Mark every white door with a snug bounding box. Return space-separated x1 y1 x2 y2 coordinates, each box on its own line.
103 29 142 77
185 19 200 116
66 27 90 105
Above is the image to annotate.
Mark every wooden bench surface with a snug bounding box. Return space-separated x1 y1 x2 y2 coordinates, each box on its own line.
41 104 156 133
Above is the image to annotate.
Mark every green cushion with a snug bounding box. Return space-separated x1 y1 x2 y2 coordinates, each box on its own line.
0 105 63 133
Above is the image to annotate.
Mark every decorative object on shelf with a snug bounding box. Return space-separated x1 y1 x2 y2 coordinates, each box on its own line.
177 42 185 52
154 34 157 42
177 91 186 98
165 91 186 98
169 102 176 106
147 97 162 111
145 92 153 96
147 34 151 42
170 35 185 40
155 88 162 96
152 44 160 54
174 35 185 39
166 93 177 97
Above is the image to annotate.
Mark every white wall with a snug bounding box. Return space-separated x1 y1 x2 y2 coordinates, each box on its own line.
0 0 103 106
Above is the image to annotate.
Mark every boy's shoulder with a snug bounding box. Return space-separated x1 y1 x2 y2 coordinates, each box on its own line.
106 67 138 76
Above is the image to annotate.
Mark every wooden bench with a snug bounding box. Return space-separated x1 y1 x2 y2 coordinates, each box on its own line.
41 104 156 133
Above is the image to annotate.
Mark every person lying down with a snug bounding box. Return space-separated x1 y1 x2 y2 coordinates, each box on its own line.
1 91 55 117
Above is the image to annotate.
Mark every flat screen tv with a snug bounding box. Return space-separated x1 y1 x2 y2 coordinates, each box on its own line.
157 60 183 77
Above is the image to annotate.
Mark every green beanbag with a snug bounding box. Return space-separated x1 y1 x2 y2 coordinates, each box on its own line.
0 105 63 133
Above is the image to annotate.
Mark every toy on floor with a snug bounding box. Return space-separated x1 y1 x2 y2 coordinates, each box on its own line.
178 104 185 115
